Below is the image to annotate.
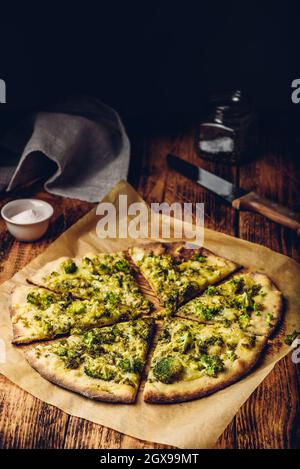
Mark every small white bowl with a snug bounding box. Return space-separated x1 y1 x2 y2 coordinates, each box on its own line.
1 199 54 242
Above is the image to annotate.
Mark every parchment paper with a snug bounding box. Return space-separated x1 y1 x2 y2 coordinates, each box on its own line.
0 180 299 448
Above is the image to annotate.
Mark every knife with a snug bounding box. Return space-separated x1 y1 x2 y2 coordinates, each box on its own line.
167 154 300 235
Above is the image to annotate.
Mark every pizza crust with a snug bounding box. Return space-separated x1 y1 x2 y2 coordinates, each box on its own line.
144 335 267 404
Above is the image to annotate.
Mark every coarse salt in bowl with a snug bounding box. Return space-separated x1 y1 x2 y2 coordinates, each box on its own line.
1 199 54 242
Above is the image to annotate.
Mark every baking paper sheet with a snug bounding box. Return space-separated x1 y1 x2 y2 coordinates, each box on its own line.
0 180 299 448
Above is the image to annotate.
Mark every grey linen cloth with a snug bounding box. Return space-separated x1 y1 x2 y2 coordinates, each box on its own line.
0 97 130 202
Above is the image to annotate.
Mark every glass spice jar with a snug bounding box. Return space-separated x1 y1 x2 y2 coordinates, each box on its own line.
197 90 257 164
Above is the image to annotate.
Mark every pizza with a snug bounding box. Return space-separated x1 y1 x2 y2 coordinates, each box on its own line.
11 243 283 404
24 318 155 403
11 284 149 345
143 318 267 403
129 242 239 314
176 272 283 337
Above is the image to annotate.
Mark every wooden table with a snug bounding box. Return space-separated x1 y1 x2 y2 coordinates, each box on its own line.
0 113 299 449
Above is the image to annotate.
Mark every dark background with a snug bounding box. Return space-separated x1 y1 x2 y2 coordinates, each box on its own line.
1 1 300 128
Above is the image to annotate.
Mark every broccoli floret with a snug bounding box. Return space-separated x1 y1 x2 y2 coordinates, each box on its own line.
205 335 224 347
200 354 224 377
114 259 131 273
27 291 56 310
161 327 171 342
104 291 120 305
225 350 237 362
53 342 84 369
83 328 117 349
84 364 116 381
153 356 183 384
68 300 86 315
249 284 262 297
195 304 220 320
176 331 193 353
205 285 217 296
238 313 250 329
119 357 144 374
62 259 77 274
192 254 206 262
230 277 245 294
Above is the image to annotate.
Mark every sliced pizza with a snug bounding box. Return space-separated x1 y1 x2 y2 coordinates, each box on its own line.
176 272 282 337
11 284 150 344
24 318 155 403
129 242 239 315
27 252 151 312
143 318 266 403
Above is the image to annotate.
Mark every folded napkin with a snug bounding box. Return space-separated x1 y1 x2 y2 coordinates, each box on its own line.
0 97 130 202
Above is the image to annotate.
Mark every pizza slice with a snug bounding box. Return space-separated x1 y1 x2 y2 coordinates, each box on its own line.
176 272 282 337
129 242 239 315
27 252 151 312
11 284 150 344
24 318 155 403
143 318 266 403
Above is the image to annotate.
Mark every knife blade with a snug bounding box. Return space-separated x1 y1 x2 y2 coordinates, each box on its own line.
167 154 300 235
167 154 246 204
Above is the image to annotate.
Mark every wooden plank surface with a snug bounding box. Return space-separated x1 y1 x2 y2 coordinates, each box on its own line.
0 115 299 448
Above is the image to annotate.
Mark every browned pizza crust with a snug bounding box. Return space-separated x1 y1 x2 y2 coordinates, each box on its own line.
23 345 136 403
143 334 267 404
130 241 238 263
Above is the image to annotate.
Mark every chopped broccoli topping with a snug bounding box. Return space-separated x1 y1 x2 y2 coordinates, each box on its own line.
229 277 245 294
192 254 207 262
206 285 217 296
200 354 224 377
284 330 300 345
114 259 131 273
119 357 144 374
238 313 250 329
84 364 116 380
62 259 77 274
27 291 56 310
225 350 237 362
68 301 86 315
195 304 221 320
53 341 84 369
176 331 193 353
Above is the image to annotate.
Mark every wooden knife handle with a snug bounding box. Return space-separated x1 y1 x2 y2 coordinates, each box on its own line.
232 191 300 235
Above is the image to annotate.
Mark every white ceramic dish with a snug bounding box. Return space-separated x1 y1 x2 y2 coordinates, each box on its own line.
1 199 54 242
